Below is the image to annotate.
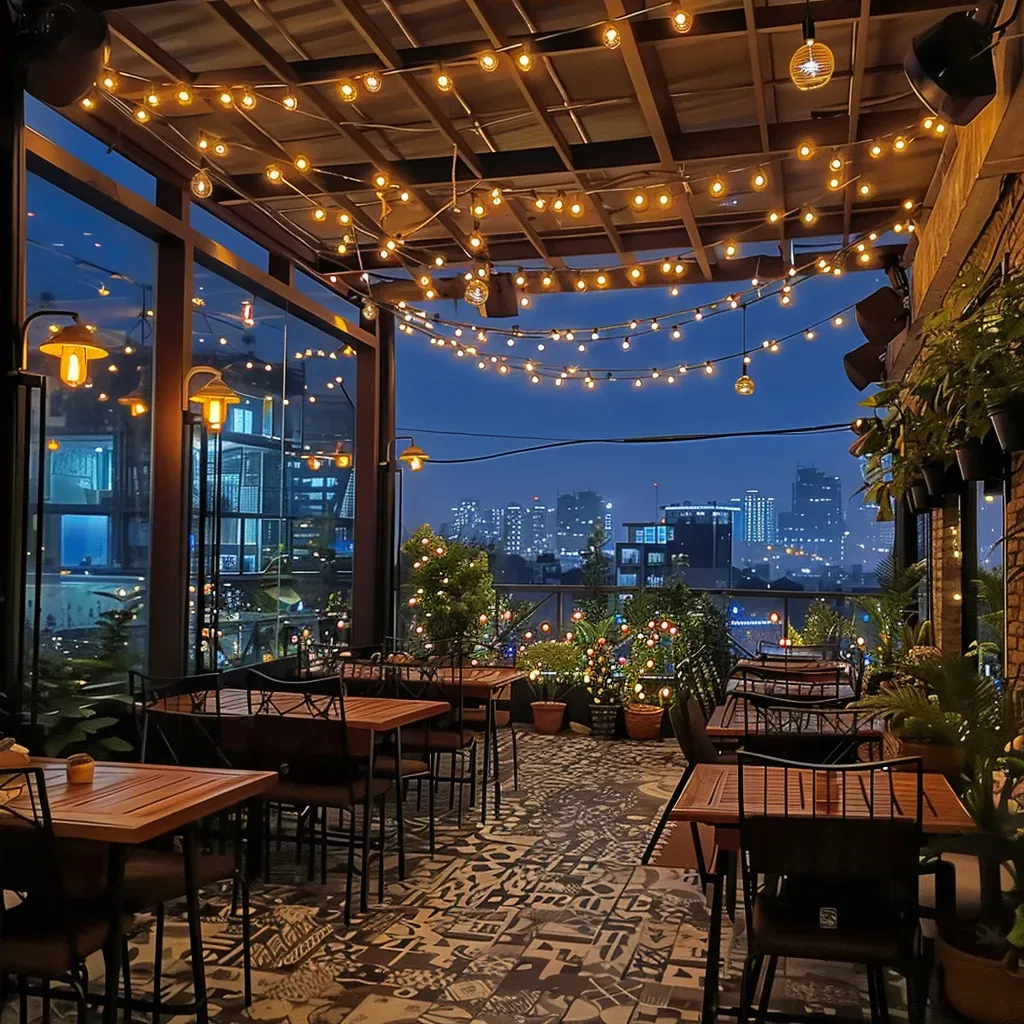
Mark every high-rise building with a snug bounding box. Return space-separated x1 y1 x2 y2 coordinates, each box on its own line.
526 497 553 556
449 499 480 541
742 490 777 543
778 466 846 565
556 490 603 561
484 506 505 543
504 504 524 554
727 497 745 540
603 502 614 537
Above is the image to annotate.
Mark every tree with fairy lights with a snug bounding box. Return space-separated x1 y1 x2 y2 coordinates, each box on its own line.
573 616 624 707
402 524 495 658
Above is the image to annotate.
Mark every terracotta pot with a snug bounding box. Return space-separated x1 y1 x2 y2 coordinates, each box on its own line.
624 703 663 740
494 709 510 727
988 396 1024 453
531 701 566 735
883 728 965 775
938 934 1024 1023
589 703 619 740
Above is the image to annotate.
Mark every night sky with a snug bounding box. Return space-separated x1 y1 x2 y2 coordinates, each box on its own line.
26 95 887 555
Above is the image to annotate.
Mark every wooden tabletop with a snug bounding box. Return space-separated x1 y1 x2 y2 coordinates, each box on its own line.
726 678 856 701
1 759 276 844
152 690 449 731
344 660 524 699
706 696 882 739
735 658 853 682
669 763 974 835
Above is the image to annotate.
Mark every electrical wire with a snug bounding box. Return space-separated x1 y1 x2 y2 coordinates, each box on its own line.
424 422 851 464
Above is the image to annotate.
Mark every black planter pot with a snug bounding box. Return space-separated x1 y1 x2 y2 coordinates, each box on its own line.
907 482 931 515
955 434 1004 481
588 703 619 740
987 396 1024 452
921 459 946 497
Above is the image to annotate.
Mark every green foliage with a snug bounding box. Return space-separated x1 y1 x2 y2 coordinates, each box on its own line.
577 523 612 621
403 524 495 657
858 265 1024 519
519 641 580 702
856 556 931 687
573 617 625 706
788 598 856 647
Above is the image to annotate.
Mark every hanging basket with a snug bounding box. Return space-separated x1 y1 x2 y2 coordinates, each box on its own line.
589 703 619 740
624 703 664 740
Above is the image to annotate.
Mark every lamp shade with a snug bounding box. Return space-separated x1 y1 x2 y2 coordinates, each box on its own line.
904 12 996 125
398 443 429 471
39 322 107 387
190 376 240 432
789 40 835 90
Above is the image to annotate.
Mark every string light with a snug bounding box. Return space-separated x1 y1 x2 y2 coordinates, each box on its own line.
80 94 97 110
338 211 352 226
313 207 327 222
671 7 692 32
145 91 159 107
294 155 310 172
479 51 499 73
516 47 533 71
190 169 213 199
435 68 454 92
796 141 816 160
601 22 622 48
767 211 782 225
100 70 117 92
893 136 908 152
569 196 585 217
801 206 818 226
858 182 872 196
283 92 298 110
656 190 672 209
709 176 727 198
533 196 547 211
902 198 915 211
265 165 283 183
213 140 228 157
133 107 150 123
541 274 554 288
551 195 565 213
630 190 648 211
869 143 882 158
176 84 193 105
218 90 233 106
372 171 390 189
239 88 257 109
751 168 768 191
829 155 843 172
338 79 358 102
468 231 485 251
724 241 738 258
828 175 842 190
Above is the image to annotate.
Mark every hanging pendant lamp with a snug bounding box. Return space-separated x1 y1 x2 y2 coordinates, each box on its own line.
790 0 835 90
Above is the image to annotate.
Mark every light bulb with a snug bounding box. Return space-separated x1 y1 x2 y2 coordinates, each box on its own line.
434 255 445 267
516 48 532 71
661 260 673 275
657 190 672 208
672 327 681 340
468 231 484 250
829 155 843 172
80 93 97 110
282 92 298 110
724 241 738 258
704 362 714 375
801 206 818 225
471 198 486 218
364 72 383 93
630 190 648 210
767 210 782 224
751 169 768 191
893 136 908 153
796 141 816 160
596 273 609 288
551 195 565 213
176 85 193 105
828 176 842 190
218 90 233 106
671 8 692 32
294 155 310 172
239 88 257 109
575 277 587 292
479 51 499 73
533 196 547 211
435 69 454 92
903 198 915 211
709 177 727 198
190 169 213 199
859 182 872 196
100 71 117 92
629 267 644 284
338 211 352 226
265 164 283 183
212 141 228 157
338 79 358 102
372 171 389 189
833 315 844 326
313 207 327 222
541 274 553 288
569 197 585 217
134 107 150 122
145 91 159 107
601 23 621 49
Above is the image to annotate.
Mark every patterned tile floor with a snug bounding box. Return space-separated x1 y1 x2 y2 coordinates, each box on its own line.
28 731 931 1022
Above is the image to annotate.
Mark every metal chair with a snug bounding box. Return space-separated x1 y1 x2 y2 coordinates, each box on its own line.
735 692 869 763
736 752 925 1024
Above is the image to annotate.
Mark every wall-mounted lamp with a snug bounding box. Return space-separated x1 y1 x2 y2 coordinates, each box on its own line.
37 316 108 388
117 382 149 417
398 443 429 472
184 365 240 432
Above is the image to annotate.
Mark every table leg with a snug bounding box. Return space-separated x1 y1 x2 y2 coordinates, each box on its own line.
393 727 406 880
361 729 375 912
426 718 435 857
490 697 501 818
245 797 263 882
481 704 491 824
701 852 724 1024
102 844 125 1024
182 826 209 1024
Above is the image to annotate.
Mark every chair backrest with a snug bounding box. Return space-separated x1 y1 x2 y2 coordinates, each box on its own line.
736 692 870 762
390 659 466 739
133 671 223 766
737 752 923 936
669 697 722 766
239 667 345 718
342 658 394 697
757 641 841 660
731 667 851 704
675 657 718 719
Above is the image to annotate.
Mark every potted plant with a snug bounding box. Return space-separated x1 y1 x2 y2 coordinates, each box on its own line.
519 640 579 734
922 661 1024 1022
574 616 623 738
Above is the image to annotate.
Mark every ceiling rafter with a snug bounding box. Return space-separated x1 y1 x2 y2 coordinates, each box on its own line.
205 0 475 260
605 0 711 280
842 0 873 245
107 11 400 277
181 0 982 85
463 0 635 265
328 0 563 269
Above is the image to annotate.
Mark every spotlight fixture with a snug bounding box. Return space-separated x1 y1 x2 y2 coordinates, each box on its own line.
790 0 835 89
905 11 998 125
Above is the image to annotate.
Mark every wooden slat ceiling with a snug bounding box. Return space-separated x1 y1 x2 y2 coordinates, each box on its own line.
82 0 983 289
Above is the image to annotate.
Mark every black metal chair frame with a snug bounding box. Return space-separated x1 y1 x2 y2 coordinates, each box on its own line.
734 752 925 1024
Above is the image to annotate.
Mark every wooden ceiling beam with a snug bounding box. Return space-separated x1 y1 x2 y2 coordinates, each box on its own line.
206 0 474 258
842 0 873 245
227 108 926 198
182 0 982 84
605 0 710 280
463 0 633 264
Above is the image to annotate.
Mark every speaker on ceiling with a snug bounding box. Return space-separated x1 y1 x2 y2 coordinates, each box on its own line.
855 286 909 348
20 0 109 109
904 12 996 126
844 340 888 391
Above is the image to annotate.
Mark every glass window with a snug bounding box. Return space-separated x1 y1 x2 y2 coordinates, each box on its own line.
191 205 269 270
617 572 638 587
25 172 155 675
633 528 644 542
295 271 361 322
644 526 657 543
657 526 668 543
619 547 640 566
646 574 665 588
647 551 665 565
189 265 356 670
25 95 157 203
977 487 1003 677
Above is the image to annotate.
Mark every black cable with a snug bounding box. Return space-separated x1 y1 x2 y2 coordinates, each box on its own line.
398 426 574 441
425 422 850 464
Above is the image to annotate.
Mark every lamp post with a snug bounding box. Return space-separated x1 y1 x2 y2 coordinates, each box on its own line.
380 436 429 646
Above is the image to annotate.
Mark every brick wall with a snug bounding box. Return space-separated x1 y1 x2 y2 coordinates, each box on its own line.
930 503 963 655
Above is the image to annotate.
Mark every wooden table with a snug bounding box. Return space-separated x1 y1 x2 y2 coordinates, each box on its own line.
4 759 276 1024
667 762 972 1023
148 691 449 899
706 695 882 739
